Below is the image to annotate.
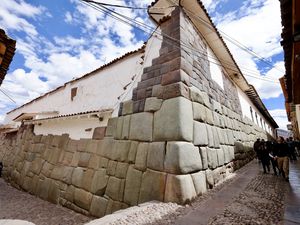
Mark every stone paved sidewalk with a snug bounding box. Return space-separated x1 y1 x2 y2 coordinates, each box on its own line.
0 179 92 225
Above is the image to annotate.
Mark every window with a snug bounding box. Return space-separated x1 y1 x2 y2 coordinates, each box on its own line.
71 87 77 101
250 107 254 122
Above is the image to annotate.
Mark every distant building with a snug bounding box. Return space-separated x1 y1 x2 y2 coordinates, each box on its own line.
0 29 16 86
279 0 300 139
276 128 292 139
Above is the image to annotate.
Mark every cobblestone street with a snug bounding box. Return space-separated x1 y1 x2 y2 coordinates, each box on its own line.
0 179 92 225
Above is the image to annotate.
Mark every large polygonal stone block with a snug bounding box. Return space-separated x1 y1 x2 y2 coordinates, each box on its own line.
139 169 167 203
105 177 124 202
74 188 93 211
193 121 208 146
153 97 193 142
91 168 109 195
144 97 163 112
124 166 143 206
199 147 208 169
205 108 214 125
115 162 129 179
165 174 197 204
206 125 214 148
111 140 131 162
51 166 73 184
90 196 108 218
216 148 225 166
127 141 138 163
147 142 165 172
192 102 207 122
165 142 202 174
191 171 207 195
106 118 118 137
129 112 153 141
134 142 149 172
207 148 218 169
189 86 211 108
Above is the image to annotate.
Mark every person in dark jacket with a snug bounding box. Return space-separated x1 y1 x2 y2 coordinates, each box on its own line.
266 141 278 175
274 137 290 181
260 139 270 173
0 162 3 177
253 138 261 162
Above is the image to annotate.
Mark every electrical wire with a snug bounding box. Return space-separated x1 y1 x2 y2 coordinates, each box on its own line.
0 88 16 104
166 0 284 73
81 0 280 84
82 0 148 10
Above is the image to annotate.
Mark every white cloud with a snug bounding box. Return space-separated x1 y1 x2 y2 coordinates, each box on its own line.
64 11 73 24
269 109 289 130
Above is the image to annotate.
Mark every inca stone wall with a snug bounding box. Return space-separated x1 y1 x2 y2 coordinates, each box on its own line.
0 7 270 218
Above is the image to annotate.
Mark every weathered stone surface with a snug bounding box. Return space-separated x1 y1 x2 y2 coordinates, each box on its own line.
199 147 208 169
64 185 75 202
124 166 143 206
92 127 106 140
165 142 202 174
48 181 59 204
212 127 220 148
115 162 129 179
51 166 73 184
147 142 165 172
191 171 207 195
153 97 193 142
216 148 225 166
165 174 197 204
111 140 131 162
86 140 99 153
36 178 51 200
78 152 91 167
139 169 166 203
205 169 214 188
71 167 94 191
127 141 138 163
212 99 222 113
189 86 211 108
90 196 108 217
144 97 163 112
129 112 153 141
121 115 131 140
134 143 149 172
193 121 208 146
205 108 214 125
115 117 123 140
105 177 124 202
88 155 100 169
122 100 133 115
207 148 218 169
106 118 118 137
107 160 117 176
30 157 44 175
74 188 93 211
206 125 214 148
99 157 109 168
91 168 109 195
101 138 114 159
192 102 206 122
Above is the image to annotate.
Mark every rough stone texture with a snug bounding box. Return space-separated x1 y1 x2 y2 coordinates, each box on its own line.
165 142 202 174
124 166 143 206
165 174 197 204
91 169 109 195
134 143 149 172
74 188 93 211
139 169 167 203
129 112 153 141
153 97 193 142
90 195 108 218
144 97 163 112
191 171 207 195
147 142 165 172
193 121 208 146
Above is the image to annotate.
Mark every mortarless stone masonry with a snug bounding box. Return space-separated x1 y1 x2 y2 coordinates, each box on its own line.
0 6 270 218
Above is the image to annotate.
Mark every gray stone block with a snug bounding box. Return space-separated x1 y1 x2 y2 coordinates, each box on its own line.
199 147 208 169
165 142 202 174
206 125 214 148
191 171 207 195
124 166 143 206
139 169 167 203
165 174 197 204
105 176 124 201
90 196 108 217
134 142 149 172
193 121 208 146
207 148 218 169
147 142 165 172
153 97 193 142
216 148 225 166
91 168 109 195
129 112 153 142
192 102 207 122
144 97 163 112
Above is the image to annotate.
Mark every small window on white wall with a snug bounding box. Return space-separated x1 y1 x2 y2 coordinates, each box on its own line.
208 48 224 89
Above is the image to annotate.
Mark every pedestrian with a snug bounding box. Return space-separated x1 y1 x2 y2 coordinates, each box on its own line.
260 139 270 173
0 162 3 177
287 137 297 161
267 141 278 175
274 136 290 181
253 138 261 163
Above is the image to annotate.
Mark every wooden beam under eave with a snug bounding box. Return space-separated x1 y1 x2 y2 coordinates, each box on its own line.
292 41 300 104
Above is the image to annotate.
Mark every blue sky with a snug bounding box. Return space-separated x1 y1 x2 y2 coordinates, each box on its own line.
0 0 288 129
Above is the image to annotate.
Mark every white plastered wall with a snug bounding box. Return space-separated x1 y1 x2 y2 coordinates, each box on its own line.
4 29 163 138
4 30 162 122
237 87 273 134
